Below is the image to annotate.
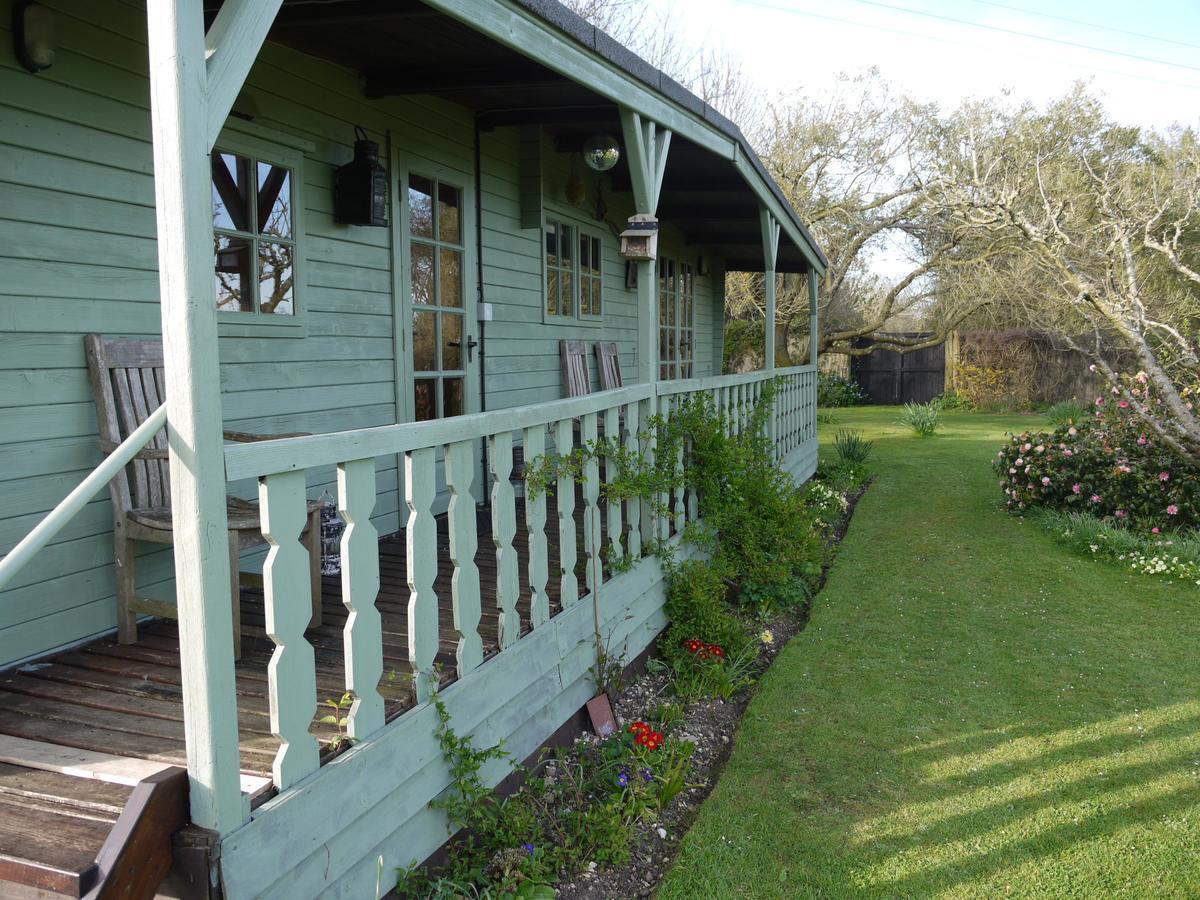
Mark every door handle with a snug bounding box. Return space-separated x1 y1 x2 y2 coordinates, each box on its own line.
466 336 479 362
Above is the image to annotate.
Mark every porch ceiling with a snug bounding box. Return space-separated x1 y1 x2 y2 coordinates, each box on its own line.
203 0 814 273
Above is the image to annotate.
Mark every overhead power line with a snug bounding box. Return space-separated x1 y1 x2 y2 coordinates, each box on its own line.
959 0 1200 54
730 0 1200 93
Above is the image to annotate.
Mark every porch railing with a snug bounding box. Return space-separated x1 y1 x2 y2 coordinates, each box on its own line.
222 365 817 793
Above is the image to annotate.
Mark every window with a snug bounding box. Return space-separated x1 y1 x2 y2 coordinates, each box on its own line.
545 219 603 321
408 173 467 422
658 258 695 380
212 150 297 316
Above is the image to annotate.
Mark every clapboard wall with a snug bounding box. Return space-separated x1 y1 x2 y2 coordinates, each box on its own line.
0 0 725 667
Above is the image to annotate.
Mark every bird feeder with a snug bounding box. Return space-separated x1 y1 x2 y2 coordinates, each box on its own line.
619 214 659 261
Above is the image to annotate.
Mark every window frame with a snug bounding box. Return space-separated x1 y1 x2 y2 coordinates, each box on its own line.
211 128 307 338
658 256 697 380
542 209 605 327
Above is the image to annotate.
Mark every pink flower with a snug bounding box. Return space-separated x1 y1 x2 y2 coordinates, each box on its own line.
1167 505 1179 516
1091 494 1102 504
1008 467 1016 475
1160 472 1170 482
1136 372 1149 384
1152 527 1160 535
1095 397 1105 406
1022 443 1032 452
1035 445 1045 453
1064 449 1073 457
1118 400 1130 409
1116 509 1127 519
1137 436 1147 446
1015 458 1024 467
1068 427 1077 437
1041 476 1051 486
1072 483 1082 494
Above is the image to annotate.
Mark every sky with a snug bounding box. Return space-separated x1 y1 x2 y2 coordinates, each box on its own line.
643 0 1200 131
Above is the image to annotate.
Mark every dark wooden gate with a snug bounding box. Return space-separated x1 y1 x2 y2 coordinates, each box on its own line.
850 335 946 404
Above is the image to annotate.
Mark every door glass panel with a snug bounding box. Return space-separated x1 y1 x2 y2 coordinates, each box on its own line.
442 312 462 371
411 243 434 304
214 235 253 311
560 270 573 316
212 152 251 232
413 311 436 371
437 184 461 244
258 241 294 315
443 378 464 417
257 162 292 238
547 269 559 316
440 248 462 308
414 378 437 422
409 175 434 238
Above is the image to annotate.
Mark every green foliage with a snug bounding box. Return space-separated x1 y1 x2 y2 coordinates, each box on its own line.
1036 509 1200 584
722 319 765 373
318 692 356 753
932 390 975 411
1042 398 1090 426
833 428 874 465
817 372 866 407
898 401 942 437
662 559 751 666
650 642 759 703
995 396 1200 531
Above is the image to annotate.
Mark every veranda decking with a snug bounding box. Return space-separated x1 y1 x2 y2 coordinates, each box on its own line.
0 493 599 808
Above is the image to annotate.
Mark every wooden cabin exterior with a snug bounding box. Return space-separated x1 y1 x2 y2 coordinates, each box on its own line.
0 0 825 895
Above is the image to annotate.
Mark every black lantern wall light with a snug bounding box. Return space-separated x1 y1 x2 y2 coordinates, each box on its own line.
13 1 55 73
334 126 389 227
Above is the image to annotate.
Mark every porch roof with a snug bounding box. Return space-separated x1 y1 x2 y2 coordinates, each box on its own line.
203 0 826 274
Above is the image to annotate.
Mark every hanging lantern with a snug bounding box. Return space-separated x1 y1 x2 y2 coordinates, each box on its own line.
334 125 389 227
619 214 659 261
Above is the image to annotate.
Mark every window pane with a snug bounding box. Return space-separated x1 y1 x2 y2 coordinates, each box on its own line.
214 235 253 311
560 225 573 264
437 184 461 244
409 175 434 238
443 377 464 418
580 279 590 317
258 241 294 315
414 378 437 422
545 224 559 269
212 152 252 232
442 312 462 370
413 310 436 371
592 275 602 316
257 162 292 238
440 248 462 308
547 269 558 316
411 243 434 305
560 270 573 316
578 233 589 271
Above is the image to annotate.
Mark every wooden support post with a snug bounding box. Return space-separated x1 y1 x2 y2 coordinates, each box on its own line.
760 207 780 372
809 267 820 367
619 108 671 386
144 0 245 835
338 458 385 739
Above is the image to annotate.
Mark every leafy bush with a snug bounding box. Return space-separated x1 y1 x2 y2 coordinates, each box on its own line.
1042 398 1090 426
833 428 874 465
661 559 752 668
955 362 1035 412
817 372 866 407
898 401 941 437
994 397 1200 531
932 390 975 411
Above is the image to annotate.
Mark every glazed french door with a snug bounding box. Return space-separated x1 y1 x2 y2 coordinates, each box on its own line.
658 257 695 380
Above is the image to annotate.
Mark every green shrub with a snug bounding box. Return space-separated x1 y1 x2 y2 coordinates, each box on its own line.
994 401 1200 531
833 428 874 465
1042 398 1090 426
898 401 941 437
662 559 751 667
817 372 866 408
1037 509 1200 584
933 390 975 411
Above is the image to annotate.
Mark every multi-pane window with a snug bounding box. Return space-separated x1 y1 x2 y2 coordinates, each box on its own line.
658 258 695 380
545 220 603 321
409 174 466 421
212 150 296 315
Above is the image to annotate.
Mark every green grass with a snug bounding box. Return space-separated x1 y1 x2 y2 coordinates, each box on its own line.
659 407 1200 899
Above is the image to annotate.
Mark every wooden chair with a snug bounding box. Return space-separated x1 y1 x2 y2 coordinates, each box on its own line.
85 334 322 659
594 342 624 392
560 339 591 398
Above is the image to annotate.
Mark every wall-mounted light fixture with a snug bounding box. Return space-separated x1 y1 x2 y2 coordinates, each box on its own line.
333 126 389 227
582 133 620 172
13 1 55 73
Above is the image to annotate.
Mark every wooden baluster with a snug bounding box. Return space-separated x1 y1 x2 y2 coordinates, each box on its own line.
405 448 438 703
603 405 624 570
623 401 642 560
580 413 601 595
337 458 385 740
489 431 521 648
554 419 579 607
259 470 320 790
446 440 484 670
523 425 550 628
672 399 685 533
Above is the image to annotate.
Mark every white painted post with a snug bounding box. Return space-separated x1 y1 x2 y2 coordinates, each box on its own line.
338 458 385 739
809 267 820 368
523 425 550 628
554 419 578 607
761 208 780 372
144 0 244 834
446 440 484 671
603 405 623 567
488 431 520 649
406 448 439 702
580 413 600 596
623 401 642 560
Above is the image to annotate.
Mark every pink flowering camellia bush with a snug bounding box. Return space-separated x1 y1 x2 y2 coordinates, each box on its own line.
994 377 1199 532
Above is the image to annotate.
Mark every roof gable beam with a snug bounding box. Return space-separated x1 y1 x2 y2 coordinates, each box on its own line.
204 0 283 150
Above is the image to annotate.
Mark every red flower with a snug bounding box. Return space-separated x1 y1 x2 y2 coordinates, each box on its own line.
684 638 704 654
707 644 725 659
628 720 649 736
644 731 664 751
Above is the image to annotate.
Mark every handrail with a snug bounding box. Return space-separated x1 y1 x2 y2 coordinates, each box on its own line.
0 403 168 591
225 383 655 481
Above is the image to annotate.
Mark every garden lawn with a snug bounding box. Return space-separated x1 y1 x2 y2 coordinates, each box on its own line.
658 407 1200 899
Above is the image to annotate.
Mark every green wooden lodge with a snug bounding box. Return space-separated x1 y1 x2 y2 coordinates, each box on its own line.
0 0 825 895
